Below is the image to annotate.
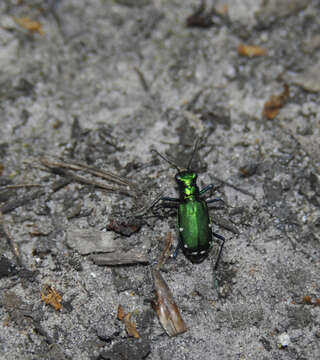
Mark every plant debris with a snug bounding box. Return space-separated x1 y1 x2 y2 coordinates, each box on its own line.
124 312 140 338
303 295 320 306
41 284 62 311
210 175 256 199
186 1 214 28
66 228 118 255
107 216 142 236
186 1 228 28
262 84 289 120
156 232 173 270
0 212 23 267
0 187 46 214
116 305 140 338
89 250 149 266
38 157 139 196
239 162 259 178
13 17 44 35
238 44 267 57
212 213 240 235
117 304 125 320
152 268 187 337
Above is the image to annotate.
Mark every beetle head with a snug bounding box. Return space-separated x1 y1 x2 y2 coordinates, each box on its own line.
175 171 197 188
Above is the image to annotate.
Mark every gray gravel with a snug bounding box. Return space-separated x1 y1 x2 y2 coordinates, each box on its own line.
0 1 320 359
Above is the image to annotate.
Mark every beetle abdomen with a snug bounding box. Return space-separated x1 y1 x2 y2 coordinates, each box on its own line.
178 200 211 263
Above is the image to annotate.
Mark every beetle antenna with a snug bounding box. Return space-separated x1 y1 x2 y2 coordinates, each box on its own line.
151 149 181 172
187 137 201 170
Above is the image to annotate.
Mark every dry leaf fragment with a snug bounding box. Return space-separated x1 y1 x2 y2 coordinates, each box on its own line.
13 17 44 35
152 269 187 337
157 232 173 270
41 285 62 311
262 84 289 120
215 4 228 17
238 44 267 57
303 295 320 306
117 304 125 320
124 313 140 338
303 295 313 304
107 217 142 236
117 305 140 338
186 1 229 28
186 0 212 28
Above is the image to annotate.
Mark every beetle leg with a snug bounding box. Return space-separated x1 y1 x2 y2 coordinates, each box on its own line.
135 193 179 216
206 198 224 205
153 196 180 208
172 236 183 258
199 183 219 195
160 196 180 202
150 195 179 210
154 197 180 212
211 232 225 289
212 232 225 271
200 184 224 205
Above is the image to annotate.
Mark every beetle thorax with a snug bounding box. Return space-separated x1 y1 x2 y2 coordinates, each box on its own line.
175 171 199 200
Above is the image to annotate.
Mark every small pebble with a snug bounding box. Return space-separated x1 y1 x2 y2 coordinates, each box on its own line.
277 333 291 348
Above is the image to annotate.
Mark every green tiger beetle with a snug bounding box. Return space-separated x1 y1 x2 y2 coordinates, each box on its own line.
151 142 225 270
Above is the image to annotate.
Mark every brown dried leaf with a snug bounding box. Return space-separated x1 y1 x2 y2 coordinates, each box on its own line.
117 304 125 320
303 295 320 306
262 84 289 120
238 44 267 57
41 285 62 311
186 1 212 28
13 17 44 35
152 269 187 337
124 313 140 338
303 295 313 304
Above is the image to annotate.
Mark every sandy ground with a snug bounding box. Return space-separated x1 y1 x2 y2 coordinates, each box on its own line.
0 1 319 359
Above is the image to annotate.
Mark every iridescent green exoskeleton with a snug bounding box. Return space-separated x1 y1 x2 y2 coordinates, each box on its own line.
151 145 225 267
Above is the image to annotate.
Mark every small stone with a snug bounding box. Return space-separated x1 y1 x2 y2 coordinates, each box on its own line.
259 0 311 19
0 15 16 29
239 162 258 177
277 333 291 348
301 102 316 116
95 314 120 341
0 256 18 279
224 66 236 79
293 63 320 93
304 35 320 53
99 339 150 360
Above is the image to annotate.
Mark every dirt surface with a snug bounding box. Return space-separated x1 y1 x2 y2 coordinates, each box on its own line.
0 1 320 359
